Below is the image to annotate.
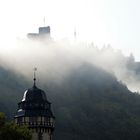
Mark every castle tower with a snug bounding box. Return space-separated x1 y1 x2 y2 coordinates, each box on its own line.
27 26 51 40
14 70 55 140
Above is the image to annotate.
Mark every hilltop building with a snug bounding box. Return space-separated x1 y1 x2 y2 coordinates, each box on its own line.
27 26 51 40
14 70 55 140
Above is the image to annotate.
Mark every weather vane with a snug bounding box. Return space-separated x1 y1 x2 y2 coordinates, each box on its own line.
33 67 37 87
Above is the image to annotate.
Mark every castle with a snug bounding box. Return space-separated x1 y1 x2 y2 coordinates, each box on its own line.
27 26 51 40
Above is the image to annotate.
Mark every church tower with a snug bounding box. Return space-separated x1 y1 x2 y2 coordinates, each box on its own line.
14 70 55 140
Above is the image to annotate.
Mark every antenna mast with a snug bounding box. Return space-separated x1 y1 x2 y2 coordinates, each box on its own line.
43 17 46 26
74 27 77 41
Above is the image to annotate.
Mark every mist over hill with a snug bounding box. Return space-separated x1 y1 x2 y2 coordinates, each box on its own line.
0 61 140 139
1 39 140 92
0 40 140 139
51 63 140 140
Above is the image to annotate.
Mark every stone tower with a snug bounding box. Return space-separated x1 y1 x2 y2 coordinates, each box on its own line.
27 26 51 40
14 71 55 140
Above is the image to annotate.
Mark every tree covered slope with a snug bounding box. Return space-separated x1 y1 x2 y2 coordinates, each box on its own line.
0 63 140 139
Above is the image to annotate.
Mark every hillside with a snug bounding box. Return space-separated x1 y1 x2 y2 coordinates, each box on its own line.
51 63 140 140
1 63 140 139
0 66 30 118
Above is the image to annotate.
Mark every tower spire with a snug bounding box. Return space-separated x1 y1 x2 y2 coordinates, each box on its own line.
33 67 37 87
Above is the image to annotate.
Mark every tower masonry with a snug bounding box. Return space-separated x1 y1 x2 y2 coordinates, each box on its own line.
14 73 55 140
27 26 51 40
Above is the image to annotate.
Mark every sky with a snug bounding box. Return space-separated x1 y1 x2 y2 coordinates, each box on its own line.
0 0 140 60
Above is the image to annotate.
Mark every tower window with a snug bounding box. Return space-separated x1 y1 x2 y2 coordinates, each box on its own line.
29 117 38 125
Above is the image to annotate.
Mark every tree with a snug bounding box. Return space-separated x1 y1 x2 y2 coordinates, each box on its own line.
0 112 32 140
0 112 5 128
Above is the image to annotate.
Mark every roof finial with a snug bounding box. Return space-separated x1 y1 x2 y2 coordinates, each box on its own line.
33 67 37 87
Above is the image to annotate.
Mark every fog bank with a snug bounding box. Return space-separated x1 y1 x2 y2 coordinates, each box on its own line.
0 38 139 92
